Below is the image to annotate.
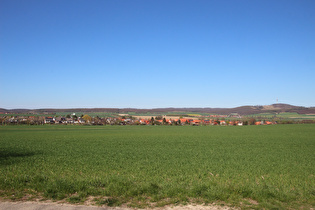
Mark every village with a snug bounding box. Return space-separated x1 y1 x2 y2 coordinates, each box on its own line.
0 113 275 126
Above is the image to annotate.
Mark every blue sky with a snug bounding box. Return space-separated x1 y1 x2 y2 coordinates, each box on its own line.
1 0 314 109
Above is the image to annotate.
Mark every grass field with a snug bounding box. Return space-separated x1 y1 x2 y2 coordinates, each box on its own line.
0 125 314 209
246 112 315 120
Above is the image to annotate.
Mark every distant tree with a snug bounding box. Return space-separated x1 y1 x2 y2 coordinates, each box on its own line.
38 116 45 125
101 118 108 125
155 116 163 120
93 117 103 125
82 115 92 123
0 117 4 125
249 118 256 125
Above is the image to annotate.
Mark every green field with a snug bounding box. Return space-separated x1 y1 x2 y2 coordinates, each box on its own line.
55 112 118 118
246 112 315 120
0 125 314 209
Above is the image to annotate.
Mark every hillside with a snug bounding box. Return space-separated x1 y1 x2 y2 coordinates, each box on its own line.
1 104 315 115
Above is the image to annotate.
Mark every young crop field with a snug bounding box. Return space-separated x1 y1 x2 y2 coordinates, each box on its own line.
55 112 117 118
246 112 315 120
0 125 314 209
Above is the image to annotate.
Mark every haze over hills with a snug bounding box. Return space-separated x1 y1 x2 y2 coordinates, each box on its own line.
1 104 315 115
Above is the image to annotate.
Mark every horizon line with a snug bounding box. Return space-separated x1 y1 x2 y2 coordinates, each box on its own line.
1 103 314 110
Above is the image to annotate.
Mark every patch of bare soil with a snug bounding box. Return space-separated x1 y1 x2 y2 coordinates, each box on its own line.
0 200 238 210
0 195 238 210
154 204 238 210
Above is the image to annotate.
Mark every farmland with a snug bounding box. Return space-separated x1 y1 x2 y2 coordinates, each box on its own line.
246 112 315 120
0 125 314 209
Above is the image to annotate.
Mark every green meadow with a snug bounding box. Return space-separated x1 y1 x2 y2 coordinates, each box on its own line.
0 125 314 209
246 112 315 120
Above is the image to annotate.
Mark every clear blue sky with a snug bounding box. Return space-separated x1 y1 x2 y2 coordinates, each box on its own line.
1 0 314 109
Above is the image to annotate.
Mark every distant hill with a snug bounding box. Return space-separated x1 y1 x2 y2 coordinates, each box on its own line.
1 104 315 115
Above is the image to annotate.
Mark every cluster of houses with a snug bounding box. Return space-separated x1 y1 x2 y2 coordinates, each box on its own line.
44 116 274 126
136 118 274 126
44 116 86 124
0 114 275 126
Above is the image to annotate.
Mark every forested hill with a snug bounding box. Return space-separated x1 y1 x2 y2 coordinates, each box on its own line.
1 104 315 115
